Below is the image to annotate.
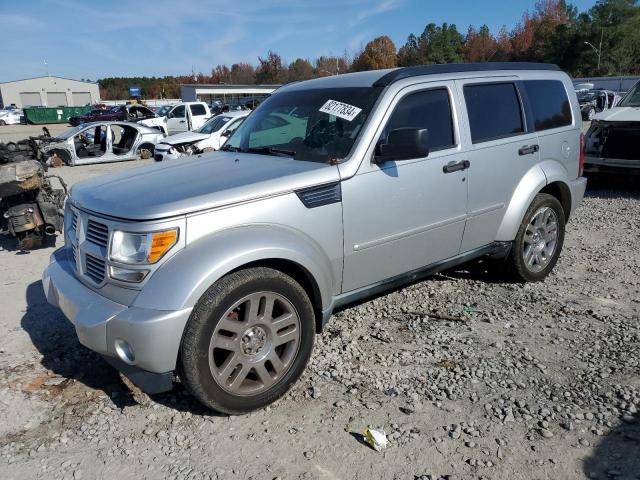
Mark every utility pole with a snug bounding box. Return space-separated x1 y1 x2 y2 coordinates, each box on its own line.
584 41 601 71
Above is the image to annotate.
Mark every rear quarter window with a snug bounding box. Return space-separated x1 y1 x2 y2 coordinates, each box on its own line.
190 104 207 116
464 83 524 143
524 80 573 131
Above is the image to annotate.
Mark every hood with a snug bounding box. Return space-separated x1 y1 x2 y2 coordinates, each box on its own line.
70 151 339 220
593 106 640 122
160 131 209 146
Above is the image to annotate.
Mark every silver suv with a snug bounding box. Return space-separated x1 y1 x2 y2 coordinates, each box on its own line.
43 63 587 414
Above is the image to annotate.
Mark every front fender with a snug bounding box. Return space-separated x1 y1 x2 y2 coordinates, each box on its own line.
132 224 335 312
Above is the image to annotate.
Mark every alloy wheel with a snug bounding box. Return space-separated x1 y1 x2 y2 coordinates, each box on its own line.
522 206 558 273
208 291 301 396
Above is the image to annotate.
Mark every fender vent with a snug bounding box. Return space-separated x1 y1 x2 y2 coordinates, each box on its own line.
296 182 341 208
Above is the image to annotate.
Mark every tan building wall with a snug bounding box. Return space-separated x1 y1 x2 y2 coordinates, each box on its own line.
0 76 100 108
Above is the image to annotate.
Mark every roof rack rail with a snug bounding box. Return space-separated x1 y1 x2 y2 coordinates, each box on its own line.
373 62 561 87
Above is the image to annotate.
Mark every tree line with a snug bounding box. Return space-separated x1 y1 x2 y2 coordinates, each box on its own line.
98 0 640 100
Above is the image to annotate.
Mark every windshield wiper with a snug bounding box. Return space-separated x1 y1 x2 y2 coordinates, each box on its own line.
243 146 296 157
221 145 239 152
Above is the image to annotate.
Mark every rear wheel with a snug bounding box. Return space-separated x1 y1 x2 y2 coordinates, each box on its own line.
506 193 565 282
180 267 315 414
0 120 6 126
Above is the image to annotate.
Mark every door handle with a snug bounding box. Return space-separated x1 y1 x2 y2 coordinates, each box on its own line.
443 160 470 173
518 144 539 155
179 120 186 124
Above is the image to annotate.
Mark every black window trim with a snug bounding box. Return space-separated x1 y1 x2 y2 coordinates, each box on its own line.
464 81 528 145
382 86 458 154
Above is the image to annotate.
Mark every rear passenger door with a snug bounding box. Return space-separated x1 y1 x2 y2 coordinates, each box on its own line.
456 79 540 252
189 104 208 130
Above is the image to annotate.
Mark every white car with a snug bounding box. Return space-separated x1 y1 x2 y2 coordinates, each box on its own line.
154 111 248 161
139 102 211 135
0 109 23 125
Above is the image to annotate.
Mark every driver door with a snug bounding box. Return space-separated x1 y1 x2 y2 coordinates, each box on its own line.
166 105 187 134
341 82 469 292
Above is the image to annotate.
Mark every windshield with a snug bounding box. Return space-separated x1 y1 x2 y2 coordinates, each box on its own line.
155 105 172 117
618 82 640 107
198 115 233 134
224 87 382 163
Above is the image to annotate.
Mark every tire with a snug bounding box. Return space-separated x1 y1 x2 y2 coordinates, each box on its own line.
180 267 315 414
137 144 154 160
0 120 6 126
506 193 565 282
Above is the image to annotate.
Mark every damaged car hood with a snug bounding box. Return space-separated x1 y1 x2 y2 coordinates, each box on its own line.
69 151 339 220
593 107 640 122
159 131 210 146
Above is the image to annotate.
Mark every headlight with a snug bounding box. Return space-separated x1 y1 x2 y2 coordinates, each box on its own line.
169 147 177 154
109 228 178 264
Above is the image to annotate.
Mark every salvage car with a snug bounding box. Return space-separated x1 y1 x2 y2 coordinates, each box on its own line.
0 108 23 125
154 111 248 161
69 104 156 126
584 81 640 174
43 63 586 414
42 121 163 166
139 102 211 135
577 89 621 121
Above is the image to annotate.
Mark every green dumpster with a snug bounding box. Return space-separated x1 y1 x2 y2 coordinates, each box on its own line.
24 106 91 125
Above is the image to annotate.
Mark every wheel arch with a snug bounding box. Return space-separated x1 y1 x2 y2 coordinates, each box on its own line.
132 225 337 333
496 161 572 241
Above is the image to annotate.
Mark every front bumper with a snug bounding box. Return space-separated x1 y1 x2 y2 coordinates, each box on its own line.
568 176 588 218
42 248 192 393
153 146 181 162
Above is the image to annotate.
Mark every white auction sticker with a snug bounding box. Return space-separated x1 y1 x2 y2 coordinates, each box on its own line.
319 100 362 121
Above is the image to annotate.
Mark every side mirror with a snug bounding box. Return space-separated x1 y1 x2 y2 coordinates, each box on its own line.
220 130 231 138
374 128 429 163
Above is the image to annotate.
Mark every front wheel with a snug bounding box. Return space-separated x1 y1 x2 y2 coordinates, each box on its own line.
506 193 565 282
180 267 315 414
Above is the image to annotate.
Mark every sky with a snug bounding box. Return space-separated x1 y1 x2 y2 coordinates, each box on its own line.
0 0 598 82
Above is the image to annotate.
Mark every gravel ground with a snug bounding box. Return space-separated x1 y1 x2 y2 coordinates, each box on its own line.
0 156 638 479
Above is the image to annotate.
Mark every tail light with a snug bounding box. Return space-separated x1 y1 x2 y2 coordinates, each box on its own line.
578 132 585 178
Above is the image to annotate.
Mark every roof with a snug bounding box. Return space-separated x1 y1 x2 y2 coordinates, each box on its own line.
280 62 562 92
0 75 98 85
372 62 561 87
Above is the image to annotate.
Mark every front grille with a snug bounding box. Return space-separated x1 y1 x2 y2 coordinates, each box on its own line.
86 220 109 247
71 211 78 231
85 253 106 283
70 245 78 271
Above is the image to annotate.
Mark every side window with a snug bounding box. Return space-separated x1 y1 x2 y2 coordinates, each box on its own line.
524 80 572 131
224 118 243 135
170 105 185 118
464 83 524 143
382 88 455 151
190 104 207 116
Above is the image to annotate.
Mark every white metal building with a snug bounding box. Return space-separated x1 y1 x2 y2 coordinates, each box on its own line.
0 76 100 108
180 84 280 105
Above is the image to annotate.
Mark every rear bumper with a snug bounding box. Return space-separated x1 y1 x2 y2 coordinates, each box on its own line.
42 248 192 393
568 176 587 218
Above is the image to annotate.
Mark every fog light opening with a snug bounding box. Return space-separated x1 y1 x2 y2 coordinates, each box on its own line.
114 339 136 365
